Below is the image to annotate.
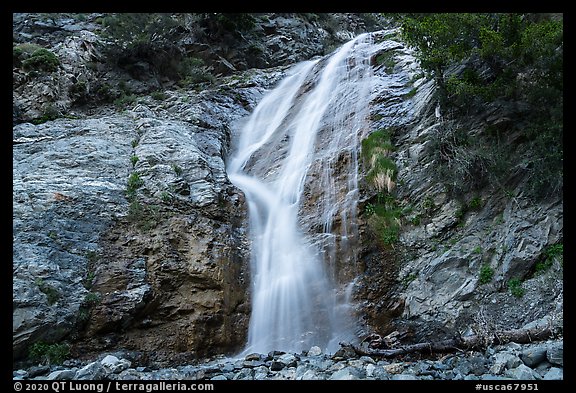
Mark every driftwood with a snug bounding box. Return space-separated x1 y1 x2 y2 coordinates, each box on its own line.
343 325 561 358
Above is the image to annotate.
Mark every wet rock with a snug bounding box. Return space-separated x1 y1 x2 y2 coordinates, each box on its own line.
490 352 522 374
46 369 77 380
26 365 50 378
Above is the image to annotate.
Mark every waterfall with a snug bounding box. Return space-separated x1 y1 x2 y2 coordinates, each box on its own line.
227 32 377 355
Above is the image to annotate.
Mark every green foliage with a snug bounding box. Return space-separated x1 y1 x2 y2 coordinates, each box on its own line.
35 278 60 305
172 164 183 176
402 273 418 288
535 243 563 274
160 191 173 204
130 155 139 167
100 13 181 48
473 246 482 254
84 292 101 306
31 105 60 125
29 342 70 365
508 277 525 298
83 270 96 290
396 13 562 199
151 90 168 101
375 50 397 73
114 93 137 108
361 129 397 193
19 47 60 73
404 87 418 98
177 57 214 85
478 264 494 284
127 200 162 231
365 192 402 247
126 172 144 199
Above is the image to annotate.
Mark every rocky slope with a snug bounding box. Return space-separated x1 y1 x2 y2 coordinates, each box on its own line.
13 338 564 380
13 12 562 379
13 12 389 367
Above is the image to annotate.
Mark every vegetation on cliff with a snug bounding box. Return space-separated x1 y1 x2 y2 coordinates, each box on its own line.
391 13 563 198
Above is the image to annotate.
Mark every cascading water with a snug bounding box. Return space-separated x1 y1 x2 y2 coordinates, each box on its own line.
227 32 379 355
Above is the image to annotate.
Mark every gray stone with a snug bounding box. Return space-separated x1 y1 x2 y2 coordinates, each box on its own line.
299 369 322 380
520 346 548 368
210 375 228 381
244 353 262 361
74 361 105 380
546 342 563 366
307 346 322 356
543 367 563 380
47 369 76 380
27 365 50 378
101 355 131 374
269 361 285 371
391 373 419 380
253 365 269 380
490 352 522 374
505 364 540 380
329 367 362 380
277 353 298 367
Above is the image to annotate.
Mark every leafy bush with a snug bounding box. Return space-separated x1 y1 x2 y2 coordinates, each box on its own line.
21 48 60 72
508 277 525 298
29 342 69 365
478 264 494 284
534 243 563 274
126 172 144 199
394 13 562 199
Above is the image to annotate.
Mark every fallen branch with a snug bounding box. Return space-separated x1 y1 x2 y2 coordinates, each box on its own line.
343 325 561 358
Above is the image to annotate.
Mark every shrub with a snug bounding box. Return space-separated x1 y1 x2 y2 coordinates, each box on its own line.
29 342 69 365
151 90 168 101
21 48 60 73
534 243 563 274
366 193 402 247
84 292 101 306
508 277 525 298
478 264 493 284
126 172 144 200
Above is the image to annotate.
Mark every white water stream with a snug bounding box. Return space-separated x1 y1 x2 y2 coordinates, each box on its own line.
227 32 378 354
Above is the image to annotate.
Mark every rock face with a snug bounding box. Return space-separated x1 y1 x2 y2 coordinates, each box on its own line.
13 12 389 366
353 29 563 344
13 12 562 372
12 92 253 363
